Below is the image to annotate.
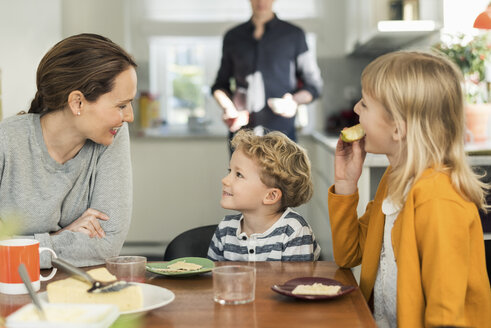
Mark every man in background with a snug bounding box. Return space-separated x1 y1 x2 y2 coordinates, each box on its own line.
211 0 323 145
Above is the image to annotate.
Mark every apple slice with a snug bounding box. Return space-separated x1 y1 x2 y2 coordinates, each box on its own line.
340 124 365 143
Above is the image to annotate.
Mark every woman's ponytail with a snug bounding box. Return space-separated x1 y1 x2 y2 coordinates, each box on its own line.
28 91 44 114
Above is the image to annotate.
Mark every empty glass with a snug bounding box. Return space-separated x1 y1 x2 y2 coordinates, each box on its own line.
213 265 256 305
105 256 147 283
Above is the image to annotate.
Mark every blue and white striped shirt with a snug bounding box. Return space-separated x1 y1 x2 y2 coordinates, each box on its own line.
207 208 321 261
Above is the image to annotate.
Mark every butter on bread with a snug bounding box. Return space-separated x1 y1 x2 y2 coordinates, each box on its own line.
292 283 341 296
152 261 203 273
167 261 202 271
47 268 143 312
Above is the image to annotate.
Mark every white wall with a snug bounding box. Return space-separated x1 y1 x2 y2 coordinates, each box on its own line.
0 0 61 118
61 0 126 47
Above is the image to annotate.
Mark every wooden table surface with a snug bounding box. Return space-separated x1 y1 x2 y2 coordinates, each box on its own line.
0 261 376 328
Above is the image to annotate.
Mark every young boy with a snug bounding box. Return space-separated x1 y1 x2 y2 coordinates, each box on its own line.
207 130 320 261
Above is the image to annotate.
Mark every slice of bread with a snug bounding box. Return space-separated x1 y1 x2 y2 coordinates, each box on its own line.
47 268 143 312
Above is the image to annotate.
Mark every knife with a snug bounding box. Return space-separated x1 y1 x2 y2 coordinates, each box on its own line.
51 258 131 293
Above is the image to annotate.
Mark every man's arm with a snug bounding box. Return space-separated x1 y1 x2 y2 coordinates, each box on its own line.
213 89 238 119
295 31 323 100
292 89 313 106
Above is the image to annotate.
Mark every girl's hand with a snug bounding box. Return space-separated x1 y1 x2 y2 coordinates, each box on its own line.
334 137 366 195
54 208 109 238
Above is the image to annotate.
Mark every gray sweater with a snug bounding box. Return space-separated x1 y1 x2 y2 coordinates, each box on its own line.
0 114 132 268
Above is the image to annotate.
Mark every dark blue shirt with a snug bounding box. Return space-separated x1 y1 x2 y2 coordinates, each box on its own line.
212 15 323 141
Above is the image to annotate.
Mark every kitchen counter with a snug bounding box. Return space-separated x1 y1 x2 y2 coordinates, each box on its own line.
307 130 491 245
123 127 491 261
311 130 491 166
130 124 228 140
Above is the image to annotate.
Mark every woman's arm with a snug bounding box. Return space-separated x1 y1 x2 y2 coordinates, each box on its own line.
35 124 132 268
294 31 323 100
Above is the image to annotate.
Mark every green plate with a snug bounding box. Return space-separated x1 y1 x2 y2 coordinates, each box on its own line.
146 257 215 277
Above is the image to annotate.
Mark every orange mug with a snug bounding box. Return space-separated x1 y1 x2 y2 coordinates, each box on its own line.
0 239 57 294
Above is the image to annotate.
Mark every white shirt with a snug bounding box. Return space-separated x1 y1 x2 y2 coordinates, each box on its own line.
208 207 320 261
374 197 401 328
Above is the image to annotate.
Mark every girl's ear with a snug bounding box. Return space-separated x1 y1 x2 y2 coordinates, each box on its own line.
263 188 282 205
392 121 406 142
67 90 84 116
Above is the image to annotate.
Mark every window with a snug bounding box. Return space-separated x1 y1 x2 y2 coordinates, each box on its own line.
142 0 322 131
149 36 222 126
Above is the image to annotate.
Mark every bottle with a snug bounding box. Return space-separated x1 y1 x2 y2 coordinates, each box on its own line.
403 0 419 21
139 92 151 129
389 1 404 20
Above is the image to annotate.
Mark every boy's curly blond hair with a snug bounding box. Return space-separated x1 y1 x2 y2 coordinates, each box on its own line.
231 130 313 210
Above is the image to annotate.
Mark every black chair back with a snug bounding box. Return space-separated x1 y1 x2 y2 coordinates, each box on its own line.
163 224 218 261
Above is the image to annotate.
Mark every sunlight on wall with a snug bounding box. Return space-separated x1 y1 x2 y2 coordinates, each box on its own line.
143 0 321 22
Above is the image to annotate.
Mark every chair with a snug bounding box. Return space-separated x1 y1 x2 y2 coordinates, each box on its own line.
163 224 218 261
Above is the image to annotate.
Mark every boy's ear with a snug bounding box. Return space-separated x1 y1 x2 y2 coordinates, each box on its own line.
67 90 84 116
263 188 282 205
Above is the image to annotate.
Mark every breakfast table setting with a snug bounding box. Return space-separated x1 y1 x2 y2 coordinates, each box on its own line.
0 251 376 328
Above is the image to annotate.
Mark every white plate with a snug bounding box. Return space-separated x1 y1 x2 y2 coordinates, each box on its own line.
39 283 175 315
6 303 119 328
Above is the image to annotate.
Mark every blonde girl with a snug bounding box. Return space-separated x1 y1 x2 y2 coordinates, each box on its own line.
328 51 491 327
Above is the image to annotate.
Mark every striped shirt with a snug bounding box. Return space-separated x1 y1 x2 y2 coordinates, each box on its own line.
207 208 321 261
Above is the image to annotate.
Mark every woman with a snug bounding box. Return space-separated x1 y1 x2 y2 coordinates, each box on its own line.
0 33 137 268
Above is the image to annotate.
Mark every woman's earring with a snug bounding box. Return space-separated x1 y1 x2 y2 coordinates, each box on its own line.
77 111 81 116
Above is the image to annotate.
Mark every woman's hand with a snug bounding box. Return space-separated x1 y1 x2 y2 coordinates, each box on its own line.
334 137 366 195
54 208 109 238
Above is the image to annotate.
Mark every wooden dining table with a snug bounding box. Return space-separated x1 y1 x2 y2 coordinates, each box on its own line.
0 261 376 328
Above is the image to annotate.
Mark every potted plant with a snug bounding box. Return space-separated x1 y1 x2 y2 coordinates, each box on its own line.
432 33 491 142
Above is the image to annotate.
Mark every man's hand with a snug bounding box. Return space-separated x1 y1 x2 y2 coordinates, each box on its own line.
268 93 298 118
224 110 249 132
213 89 249 132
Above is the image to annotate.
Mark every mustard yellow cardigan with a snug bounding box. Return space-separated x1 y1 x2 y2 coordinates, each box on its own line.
328 168 491 328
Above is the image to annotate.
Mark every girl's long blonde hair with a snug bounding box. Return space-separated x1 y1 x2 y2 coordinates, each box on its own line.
361 51 488 211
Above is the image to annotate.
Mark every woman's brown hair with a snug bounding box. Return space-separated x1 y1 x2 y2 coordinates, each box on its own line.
28 33 137 114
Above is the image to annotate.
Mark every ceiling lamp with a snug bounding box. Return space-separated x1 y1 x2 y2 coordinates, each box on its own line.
473 4 491 29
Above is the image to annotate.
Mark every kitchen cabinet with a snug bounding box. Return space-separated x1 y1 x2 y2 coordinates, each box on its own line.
123 133 231 259
345 0 443 56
